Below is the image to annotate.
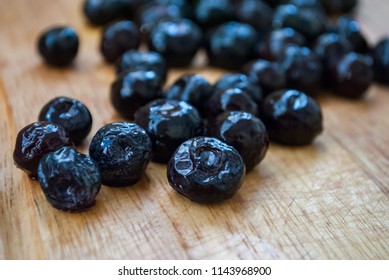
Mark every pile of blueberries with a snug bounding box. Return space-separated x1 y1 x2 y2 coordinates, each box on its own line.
13 0 389 211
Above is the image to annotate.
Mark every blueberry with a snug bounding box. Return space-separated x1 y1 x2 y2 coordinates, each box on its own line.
38 147 101 211
83 0 124 26
336 15 369 54
280 45 322 95
206 88 259 119
101 20 140 63
134 99 203 163
194 0 235 31
13 122 74 177
115 50 168 84
372 37 389 85
38 96 92 145
331 52 373 99
319 0 358 14
148 19 203 67
167 136 245 203
37 26 79 67
234 0 273 33
213 73 263 103
261 89 323 145
111 70 163 119
207 111 269 172
164 74 213 116
243 59 286 96
205 21 258 69
89 122 152 187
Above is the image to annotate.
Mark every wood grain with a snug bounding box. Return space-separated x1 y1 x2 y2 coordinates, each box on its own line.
0 0 388 260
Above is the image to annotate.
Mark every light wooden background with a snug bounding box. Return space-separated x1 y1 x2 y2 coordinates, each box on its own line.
0 0 388 259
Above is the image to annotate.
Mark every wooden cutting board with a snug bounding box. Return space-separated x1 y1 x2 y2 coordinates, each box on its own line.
0 0 388 259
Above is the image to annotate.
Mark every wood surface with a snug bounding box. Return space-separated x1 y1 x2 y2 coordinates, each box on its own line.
0 0 388 260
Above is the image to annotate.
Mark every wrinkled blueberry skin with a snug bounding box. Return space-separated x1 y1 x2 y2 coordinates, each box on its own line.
38 26 79 67
101 20 140 63
372 37 389 84
206 88 259 119
167 137 245 203
194 0 235 31
89 122 152 187
38 97 92 145
134 99 203 163
280 45 322 95
111 70 163 119
261 89 323 145
272 4 327 41
213 73 263 103
38 147 101 211
243 59 286 96
235 0 273 33
336 16 369 54
319 0 358 14
207 111 269 172
13 122 74 177
331 53 373 99
206 21 258 69
115 50 168 84
256 27 307 61
148 19 203 67
164 74 213 116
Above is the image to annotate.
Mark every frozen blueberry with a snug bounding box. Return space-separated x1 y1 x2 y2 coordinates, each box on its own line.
262 89 323 145
115 50 168 84
206 88 259 119
111 70 163 119
38 96 92 145
101 20 140 63
164 74 213 115
194 0 235 30
38 147 101 211
243 59 286 96
234 0 273 33
205 21 258 69
207 111 269 171
37 26 79 67
167 136 245 203
331 52 373 99
13 122 74 177
372 37 389 85
134 99 203 163
336 15 369 54
148 19 203 67
213 73 263 103
89 122 152 187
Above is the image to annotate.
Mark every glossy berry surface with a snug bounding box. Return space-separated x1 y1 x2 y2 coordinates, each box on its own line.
213 73 263 103
134 99 202 163
194 0 234 31
115 50 168 84
13 122 74 177
206 21 258 69
207 111 269 172
101 20 140 63
243 59 286 96
38 96 92 145
336 16 369 54
37 26 79 67
83 0 123 26
38 147 101 211
280 45 322 95
331 52 373 99
164 74 213 115
111 70 163 119
372 37 389 84
89 122 152 187
235 0 273 33
167 137 245 203
262 89 323 145
206 88 259 119
148 19 203 67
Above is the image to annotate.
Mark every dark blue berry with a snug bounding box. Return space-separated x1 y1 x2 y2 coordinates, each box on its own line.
194 0 235 31
89 122 152 187
13 122 74 177
83 0 124 26
167 136 245 203
234 0 273 33
336 16 369 54
319 0 358 14
134 99 203 163
38 97 92 145
372 37 389 85
38 26 79 67
38 147 101 211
